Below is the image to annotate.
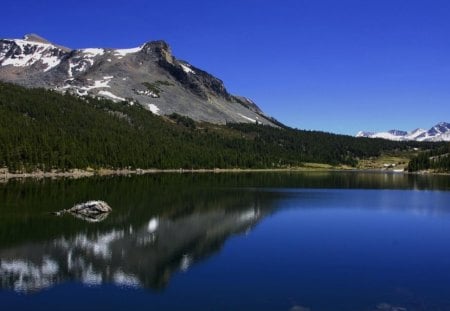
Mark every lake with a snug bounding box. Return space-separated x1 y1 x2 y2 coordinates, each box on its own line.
1 172 450 311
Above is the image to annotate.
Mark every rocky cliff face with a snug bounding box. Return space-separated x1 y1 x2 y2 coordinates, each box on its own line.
0 34 275 125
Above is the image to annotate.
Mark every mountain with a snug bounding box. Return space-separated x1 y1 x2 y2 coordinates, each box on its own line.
3 81 443 172
0 34 276 125
356 122 450 142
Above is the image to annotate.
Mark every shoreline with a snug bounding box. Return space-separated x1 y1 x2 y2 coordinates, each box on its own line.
0 167 339 181
1 167 448 182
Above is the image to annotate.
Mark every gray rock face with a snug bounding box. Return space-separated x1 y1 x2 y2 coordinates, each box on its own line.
0 34 277 126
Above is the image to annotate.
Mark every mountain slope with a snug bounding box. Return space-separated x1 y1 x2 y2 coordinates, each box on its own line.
0 34 275 125
2 82 443 172
356 122 450 142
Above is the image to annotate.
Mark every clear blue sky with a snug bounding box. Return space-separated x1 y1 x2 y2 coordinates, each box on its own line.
2 0 450 135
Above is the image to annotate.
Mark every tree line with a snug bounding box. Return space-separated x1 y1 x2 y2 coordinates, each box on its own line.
0 82 444 172
407 144 450 172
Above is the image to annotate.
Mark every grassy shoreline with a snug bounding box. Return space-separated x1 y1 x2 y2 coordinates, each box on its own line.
1 165 448 183
0 165 355 182
0 166 409 182
0 167 336 180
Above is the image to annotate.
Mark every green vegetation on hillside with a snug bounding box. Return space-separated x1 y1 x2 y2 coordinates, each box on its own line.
142 80 174 97
0 82 444 172
168 113 196 129
407 145 450 172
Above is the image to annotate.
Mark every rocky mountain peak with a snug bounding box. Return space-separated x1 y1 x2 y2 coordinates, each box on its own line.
435 122 450 131
23 33 51 44
22 33 71 51
142 40 173 63
0 34 276 126
411 128 424 134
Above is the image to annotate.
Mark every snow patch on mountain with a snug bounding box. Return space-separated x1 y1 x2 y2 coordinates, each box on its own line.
8 39 54 49
356 131 374 137
91 78 112 88
98 91 125 102
114 46 142 58
180 63 195 74
76 48 105 68
68 58 93 76
0 39 62 71
41 56 61 72
238 113 256 123
431 132 450 142
75 77 112 90
369 132 405 141
147 104 160 115
81 48 104 56
406 128 427 140
57 76 113 97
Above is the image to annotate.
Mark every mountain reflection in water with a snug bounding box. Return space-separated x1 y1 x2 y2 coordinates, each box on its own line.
2 172 450 311
0 174 280 292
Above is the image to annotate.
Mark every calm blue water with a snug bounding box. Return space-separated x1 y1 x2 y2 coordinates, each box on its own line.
1 173 450 310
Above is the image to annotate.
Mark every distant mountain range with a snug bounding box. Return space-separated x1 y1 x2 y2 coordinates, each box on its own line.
0 34 277 125
356 122 450 142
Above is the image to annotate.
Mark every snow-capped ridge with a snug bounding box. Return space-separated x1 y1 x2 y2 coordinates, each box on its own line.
0 34 276 126
0 38 64 71
405 128 427 140
356 131 374 137
356 122 450 142
22 34 70 51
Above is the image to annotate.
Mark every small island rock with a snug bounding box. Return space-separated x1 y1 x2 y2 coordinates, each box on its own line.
66 200 112 215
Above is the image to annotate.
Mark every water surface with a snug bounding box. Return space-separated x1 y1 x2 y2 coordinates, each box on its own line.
1 172 450 310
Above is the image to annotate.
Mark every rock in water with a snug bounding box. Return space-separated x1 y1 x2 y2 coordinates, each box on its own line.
70 211 111 223
66 200 112 215
53 200 112 222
